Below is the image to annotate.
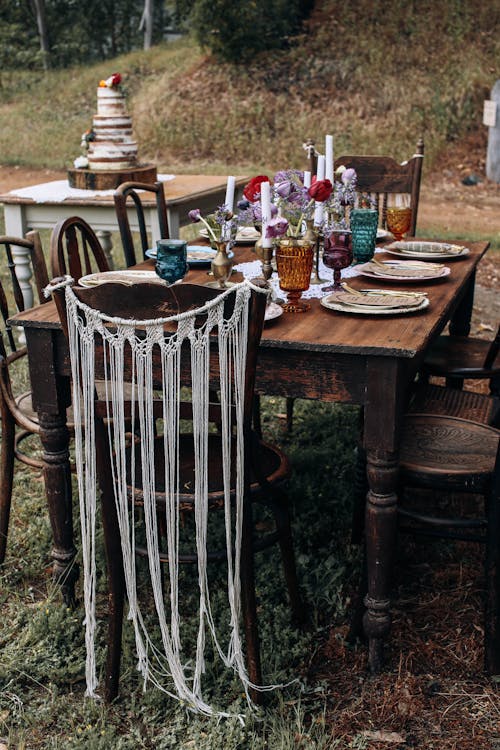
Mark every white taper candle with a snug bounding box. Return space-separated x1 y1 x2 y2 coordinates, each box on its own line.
224 175 235 212
260 180 272 248
325 135 334 184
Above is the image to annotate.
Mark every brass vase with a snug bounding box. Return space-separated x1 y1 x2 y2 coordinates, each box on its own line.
208 240 233 289
275 238 314 313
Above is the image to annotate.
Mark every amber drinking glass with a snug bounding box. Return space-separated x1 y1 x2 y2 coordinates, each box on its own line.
275 238 314 313
321 231 352 292
386 207 412 241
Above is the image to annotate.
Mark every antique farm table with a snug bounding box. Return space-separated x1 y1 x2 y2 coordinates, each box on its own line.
8 239 488 672
0 174 247 308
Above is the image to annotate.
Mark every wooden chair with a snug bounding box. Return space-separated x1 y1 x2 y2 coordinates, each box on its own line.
0 232 50 564
52 279 303 705
350 412 500 674
305 137 425 235
421 324 500 397
50 215 109 279
397 414 500 673
114 181 170 267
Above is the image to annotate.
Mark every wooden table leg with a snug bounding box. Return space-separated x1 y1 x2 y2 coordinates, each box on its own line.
39 410 78 606
362 358 408 671
25 328 77 605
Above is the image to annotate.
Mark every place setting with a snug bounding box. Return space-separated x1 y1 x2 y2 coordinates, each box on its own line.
385 240 470 260
356 257 451 282
320 283 429 316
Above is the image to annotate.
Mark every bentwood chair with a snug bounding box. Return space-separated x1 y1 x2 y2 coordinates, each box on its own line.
305 137 425 236
397 413 500 673
0 232 50 564
114 181 170 267
52 278 303 706
350 411 500 674
50 215 110 280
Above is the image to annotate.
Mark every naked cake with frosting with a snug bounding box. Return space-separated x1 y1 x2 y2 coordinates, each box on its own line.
68 73 156 189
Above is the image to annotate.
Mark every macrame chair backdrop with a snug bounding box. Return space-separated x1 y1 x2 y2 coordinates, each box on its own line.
49 276 297 718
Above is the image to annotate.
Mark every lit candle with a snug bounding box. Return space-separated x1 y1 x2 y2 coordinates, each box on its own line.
314 155 326 226
325 135 334 184
260 180 272 248
303 170 311 189
224 175 235 212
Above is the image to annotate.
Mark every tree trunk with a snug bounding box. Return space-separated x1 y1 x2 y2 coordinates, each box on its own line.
140 0 154 50
32 0 50 70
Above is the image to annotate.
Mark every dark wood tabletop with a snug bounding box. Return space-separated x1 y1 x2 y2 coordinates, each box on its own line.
9 238 489 672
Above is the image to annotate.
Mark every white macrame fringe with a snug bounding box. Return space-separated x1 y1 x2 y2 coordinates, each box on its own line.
63 278 282 719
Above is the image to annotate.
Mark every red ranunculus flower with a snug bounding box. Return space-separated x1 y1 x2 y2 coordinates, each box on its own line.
243 175 270 202
308 178 333 202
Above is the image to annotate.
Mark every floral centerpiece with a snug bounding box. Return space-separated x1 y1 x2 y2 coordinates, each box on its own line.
237 167 358 243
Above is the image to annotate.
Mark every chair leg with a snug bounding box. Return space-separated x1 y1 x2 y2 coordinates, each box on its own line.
96 422 125 701
0 405 16 565
240 498 262 704
269 489 305 625
484 474 500 674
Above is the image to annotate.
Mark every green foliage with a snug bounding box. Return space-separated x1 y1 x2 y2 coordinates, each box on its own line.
189 0 306 62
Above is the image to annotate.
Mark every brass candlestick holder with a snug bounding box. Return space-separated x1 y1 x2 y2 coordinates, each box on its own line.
305 221 325 285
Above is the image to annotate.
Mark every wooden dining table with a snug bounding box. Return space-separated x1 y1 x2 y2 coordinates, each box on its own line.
8 238 489 673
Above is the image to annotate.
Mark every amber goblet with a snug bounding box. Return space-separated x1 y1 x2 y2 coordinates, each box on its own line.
386 207 412 241
275 238 314 313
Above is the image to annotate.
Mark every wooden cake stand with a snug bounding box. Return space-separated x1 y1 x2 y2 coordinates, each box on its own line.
67 163 157 190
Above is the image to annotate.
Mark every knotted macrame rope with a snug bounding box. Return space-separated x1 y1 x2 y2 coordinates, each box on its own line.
56 277 274 718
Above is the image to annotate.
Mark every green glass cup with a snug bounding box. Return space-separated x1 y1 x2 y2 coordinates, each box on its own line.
350 209 379 263
155 239 187 284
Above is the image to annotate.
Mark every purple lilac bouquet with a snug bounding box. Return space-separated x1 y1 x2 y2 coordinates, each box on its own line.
188 205 238 244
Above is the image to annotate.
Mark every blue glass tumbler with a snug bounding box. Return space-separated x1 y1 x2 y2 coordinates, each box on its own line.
350 209 379 263
155 239 188 284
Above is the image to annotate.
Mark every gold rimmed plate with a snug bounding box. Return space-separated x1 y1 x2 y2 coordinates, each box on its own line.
358 259 450 282
321 291 429 315
385 241 469 260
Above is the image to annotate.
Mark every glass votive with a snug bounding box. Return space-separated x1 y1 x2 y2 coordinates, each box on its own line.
350 208 379 263
155 239 187 284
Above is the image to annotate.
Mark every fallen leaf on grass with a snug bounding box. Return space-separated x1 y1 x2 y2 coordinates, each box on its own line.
360 729 405 743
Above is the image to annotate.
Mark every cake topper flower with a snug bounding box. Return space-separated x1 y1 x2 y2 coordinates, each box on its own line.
99 73 122 88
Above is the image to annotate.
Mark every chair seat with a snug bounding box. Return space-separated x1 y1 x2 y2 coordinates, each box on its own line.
424 335 500 378
127 433 289 508
400 414 499 490
409 383 500 425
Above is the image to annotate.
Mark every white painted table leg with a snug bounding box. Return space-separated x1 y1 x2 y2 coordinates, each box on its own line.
96 230 114 269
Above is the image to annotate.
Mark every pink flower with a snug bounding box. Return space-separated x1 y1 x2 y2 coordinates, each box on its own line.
265 217 289 238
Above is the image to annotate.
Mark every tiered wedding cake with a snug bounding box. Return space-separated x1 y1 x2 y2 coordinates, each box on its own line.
87 73 138 170
68 73 156 189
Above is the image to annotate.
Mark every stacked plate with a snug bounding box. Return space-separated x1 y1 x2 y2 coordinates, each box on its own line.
321 289 429 315
358 259 450 282
385 241 469 260
199 227 260 243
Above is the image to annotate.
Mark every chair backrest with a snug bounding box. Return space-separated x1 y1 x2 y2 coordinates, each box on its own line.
51 277 268 702
305 138 424 236
50 216 109 281
485 325 500 371
0 231 49 358
114 181 170 267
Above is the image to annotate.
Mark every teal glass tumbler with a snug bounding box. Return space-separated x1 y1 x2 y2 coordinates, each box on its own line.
155 239 187 284
350 209 379 263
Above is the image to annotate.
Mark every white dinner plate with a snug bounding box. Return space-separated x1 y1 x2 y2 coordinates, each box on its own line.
265 301 283 323
357 260 450 282
199 227 260 243
79 270 164 287
385 241 469 261
376 228 391 239
146 246 234 265
321 293 429 315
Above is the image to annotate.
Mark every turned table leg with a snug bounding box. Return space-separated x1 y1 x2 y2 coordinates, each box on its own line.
362 357 407 672
38 411 78 606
